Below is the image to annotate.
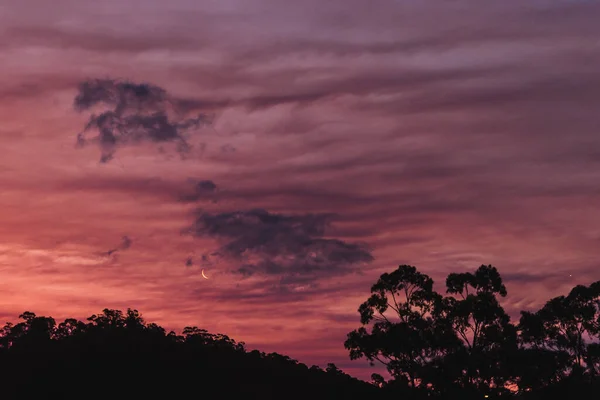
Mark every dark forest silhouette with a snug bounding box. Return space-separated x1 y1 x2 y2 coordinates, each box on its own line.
0 308 378 399
0 265 597 399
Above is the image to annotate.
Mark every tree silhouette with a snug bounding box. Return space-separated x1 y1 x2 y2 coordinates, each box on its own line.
440 265 517 395
344 265 455 391
0 265 599 399
345 264 599 398
518 280 600 391
0 308 381 400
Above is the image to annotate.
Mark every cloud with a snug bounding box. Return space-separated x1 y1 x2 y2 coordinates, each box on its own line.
1 25 206 54
184 208 373 288
178 179 219 203
3 0 600 382
56 175 222 206
74 78 211 163
105 235 132 256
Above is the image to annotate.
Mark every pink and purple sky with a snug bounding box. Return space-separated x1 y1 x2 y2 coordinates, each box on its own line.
1 0 600 379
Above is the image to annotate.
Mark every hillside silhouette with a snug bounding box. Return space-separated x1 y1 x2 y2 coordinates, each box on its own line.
0 308 380 399
0 264 598 399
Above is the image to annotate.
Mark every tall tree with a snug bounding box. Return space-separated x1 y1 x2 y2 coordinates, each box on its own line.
344 265 456 390
519 280 600 383
440 264 517 394
0 312 56 351
87 308 126 329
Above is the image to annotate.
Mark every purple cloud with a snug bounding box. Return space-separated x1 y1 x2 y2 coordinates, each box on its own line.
185 208 373 287
74 78 211 163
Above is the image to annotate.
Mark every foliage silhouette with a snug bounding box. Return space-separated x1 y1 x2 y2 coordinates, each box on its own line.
1 264 598 399
347 264 600 399
0 308 379 399
344 265 453 391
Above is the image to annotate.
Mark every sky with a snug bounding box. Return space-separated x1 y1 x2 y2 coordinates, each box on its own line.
1 0 600 379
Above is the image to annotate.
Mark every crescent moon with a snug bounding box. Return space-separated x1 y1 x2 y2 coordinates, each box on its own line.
201 269 209 280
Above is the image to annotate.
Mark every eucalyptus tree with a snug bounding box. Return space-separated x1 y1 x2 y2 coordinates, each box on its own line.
345 265 456 390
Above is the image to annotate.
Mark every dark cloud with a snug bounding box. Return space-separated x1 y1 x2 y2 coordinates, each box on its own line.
173 98 232 113
184 208 373 287
105 235 132 257
74 78 211 162
185 252 217 269
178 179 219 203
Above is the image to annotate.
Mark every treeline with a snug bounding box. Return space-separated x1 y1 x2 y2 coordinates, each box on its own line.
0 309 378 399
1 265 597 399
345 264 600 399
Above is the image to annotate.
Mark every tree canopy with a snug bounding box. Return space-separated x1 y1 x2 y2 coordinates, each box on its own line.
346 264 600 399
0 308 378 399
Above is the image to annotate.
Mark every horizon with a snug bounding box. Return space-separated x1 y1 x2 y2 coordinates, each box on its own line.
1 0 599 381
